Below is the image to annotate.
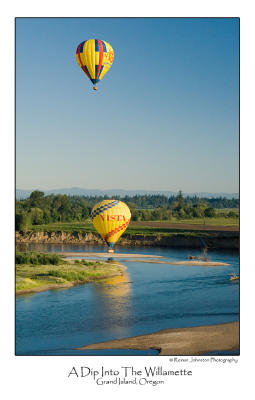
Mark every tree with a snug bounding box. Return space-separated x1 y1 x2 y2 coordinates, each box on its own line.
125 202 137 213
29 190 45 207
71 205 83 221
204 207 216 218
227 211 238 218
57 195 71 221
15 213 30 231
131 210 140 221
176 190 184 207
43 209 51 224
192 201 208 218
171 190 185 216
178 208 186 219
30 208 44 225
151 210 160 221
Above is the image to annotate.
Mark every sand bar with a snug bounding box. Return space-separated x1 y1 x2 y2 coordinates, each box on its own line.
58 252 164 259
59 252 229 266
121 259 229 266
164 260 229 266
77 322 239 355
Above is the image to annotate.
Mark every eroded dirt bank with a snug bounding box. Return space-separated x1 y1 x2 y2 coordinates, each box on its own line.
15 231 239 249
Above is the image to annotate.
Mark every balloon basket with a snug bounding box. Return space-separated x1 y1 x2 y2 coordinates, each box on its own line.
108 249 114 253
93 86 98 91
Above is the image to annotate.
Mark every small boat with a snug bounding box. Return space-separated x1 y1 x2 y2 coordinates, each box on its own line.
230 273 239 281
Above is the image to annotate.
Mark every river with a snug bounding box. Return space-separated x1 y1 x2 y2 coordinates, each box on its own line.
16 244 239 355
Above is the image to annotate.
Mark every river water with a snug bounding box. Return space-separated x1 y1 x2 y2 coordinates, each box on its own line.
16 244 239 355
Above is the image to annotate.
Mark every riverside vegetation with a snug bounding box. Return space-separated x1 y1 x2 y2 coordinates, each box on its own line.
15 191 239 249
16 251 125 295
16 190 239 231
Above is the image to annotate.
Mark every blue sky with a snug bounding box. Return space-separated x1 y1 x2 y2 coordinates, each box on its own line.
16 17 239 193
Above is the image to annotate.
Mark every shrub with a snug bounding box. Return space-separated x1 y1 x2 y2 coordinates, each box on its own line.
48 270 89 281
81 260 95 266
227 211 239 218
204 207 216 218
15 251 61 265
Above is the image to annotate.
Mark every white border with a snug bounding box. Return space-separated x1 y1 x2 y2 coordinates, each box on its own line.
2 1 254 398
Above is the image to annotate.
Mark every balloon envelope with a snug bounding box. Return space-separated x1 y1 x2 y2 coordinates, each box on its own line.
76 39 114 87
91 200 131 249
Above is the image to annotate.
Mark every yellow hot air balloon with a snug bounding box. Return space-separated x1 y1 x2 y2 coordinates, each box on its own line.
91 200 131 252
76 39 114 90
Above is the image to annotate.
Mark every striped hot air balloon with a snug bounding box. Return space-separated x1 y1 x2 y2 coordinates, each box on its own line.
91 200 131 252
76 39 114 90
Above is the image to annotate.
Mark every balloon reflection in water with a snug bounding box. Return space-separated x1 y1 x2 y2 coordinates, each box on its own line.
92 273 132 336
98 273 131 297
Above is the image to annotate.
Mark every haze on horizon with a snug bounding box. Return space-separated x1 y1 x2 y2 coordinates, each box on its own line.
16 18 239 193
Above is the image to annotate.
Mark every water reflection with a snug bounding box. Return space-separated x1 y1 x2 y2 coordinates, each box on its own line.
16 244 239 355
91 273 132 336
95 273 131 297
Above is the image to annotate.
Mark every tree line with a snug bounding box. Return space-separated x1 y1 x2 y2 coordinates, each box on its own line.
15 190 239 231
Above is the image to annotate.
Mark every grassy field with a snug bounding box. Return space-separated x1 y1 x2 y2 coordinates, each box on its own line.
125 226 238 237
22 216 239 241
215 208 239 214
133 217 239 226
26 215 239 233
16 257 125 294
27 220 94 233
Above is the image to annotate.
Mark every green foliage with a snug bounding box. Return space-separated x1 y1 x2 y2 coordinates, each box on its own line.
227 211 239 218
16 191 92 228
16 260 124 292
47 270 90 281
81 260 95 266
30 207 44 225
16 251 61 265
175 190 184 208
15 191 239 229
204 207 216 218
15 213 31 231
29 190 45 207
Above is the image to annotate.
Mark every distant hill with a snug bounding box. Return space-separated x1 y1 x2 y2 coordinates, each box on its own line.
16 187 239 200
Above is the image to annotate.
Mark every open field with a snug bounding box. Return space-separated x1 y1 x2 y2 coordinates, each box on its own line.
25 216 239 235
215 208 239 214
131 220 239 231
25 221 94 233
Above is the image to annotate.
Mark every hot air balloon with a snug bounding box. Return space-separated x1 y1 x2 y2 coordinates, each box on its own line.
76 39 114 90
91 200 131 252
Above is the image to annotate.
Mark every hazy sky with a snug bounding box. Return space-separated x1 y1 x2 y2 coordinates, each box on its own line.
16 17 239 193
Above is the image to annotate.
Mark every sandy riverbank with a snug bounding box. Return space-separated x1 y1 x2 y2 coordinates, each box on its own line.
58 252 163 258
59 252 229 266
121 259 230 266
16 282 75 296
77 321 239 355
